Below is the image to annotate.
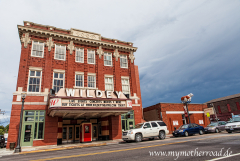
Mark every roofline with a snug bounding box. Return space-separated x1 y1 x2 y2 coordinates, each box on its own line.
23 21 134 46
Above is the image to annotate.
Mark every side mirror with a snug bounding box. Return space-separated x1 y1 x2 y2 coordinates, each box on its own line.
143 126 148 128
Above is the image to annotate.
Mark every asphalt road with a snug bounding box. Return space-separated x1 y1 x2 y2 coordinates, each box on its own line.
1 132 240 161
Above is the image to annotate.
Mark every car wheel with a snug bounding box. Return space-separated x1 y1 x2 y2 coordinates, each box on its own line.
228 131 232 133
184 131 188 137
135 133 142 142
126 140 131 143
159 131 165 140
215 128 219 133
199 130 203 135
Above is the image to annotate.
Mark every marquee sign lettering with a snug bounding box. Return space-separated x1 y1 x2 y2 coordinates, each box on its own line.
49 88 132 108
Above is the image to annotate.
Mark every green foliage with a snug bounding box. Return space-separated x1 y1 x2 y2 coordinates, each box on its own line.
0 129 3 135
5 124 9 132
0 125 4 130
0 124 9 134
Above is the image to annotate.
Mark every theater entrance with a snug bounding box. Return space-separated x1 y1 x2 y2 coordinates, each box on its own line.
62 125 74 142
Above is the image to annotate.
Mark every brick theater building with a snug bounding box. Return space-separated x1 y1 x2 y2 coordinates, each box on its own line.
7 21 143 148
205 93 240 121
143 103 210 133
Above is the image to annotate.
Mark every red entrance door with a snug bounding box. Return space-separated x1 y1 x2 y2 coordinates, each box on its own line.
80 123 92 143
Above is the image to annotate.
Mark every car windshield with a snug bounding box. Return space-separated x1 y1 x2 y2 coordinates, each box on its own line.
229 117 240 122
207 123 218 127
5 138 7 141
134 123 143 129
178 124 189 129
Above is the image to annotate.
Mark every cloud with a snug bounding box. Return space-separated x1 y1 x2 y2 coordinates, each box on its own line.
0 0 239 113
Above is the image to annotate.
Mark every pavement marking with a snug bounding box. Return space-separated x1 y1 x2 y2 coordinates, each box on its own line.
207 152 240 161
31 133 240 161
20 143 107 154
31 141 188 161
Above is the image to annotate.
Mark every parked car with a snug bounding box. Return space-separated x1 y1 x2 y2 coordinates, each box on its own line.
4 133 8 147
0 135 4 148
225 117 240 133
204 121 227 133
122 121 169 142
172 123 204 137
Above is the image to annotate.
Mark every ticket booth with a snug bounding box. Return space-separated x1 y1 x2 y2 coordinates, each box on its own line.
80 123 92 143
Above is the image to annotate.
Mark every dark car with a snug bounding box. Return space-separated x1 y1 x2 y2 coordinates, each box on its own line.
172 123 204 137
0 135 4 148
204 121 227 133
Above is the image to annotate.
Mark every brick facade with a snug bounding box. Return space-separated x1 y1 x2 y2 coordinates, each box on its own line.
143 103 210 133
7 21 143 149
206 95 240 121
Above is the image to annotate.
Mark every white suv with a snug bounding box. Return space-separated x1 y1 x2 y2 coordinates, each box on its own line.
122 121 169 142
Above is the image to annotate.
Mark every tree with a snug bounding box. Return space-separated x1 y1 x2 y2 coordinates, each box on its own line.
0 129 3 135
5 124 9 133
0 125 4 130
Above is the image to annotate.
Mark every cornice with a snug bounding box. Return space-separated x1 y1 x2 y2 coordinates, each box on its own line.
18 25 137 52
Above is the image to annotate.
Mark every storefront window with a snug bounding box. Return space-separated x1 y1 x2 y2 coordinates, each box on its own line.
23 110 45 139
121 110 135 131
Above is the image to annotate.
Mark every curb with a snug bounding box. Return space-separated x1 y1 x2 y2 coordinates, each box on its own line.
20 143 107 154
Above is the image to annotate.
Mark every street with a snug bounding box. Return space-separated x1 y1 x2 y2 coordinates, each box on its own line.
1 132 240 161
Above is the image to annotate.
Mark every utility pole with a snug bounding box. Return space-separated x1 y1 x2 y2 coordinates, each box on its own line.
0 109 5 115
0 109 6 125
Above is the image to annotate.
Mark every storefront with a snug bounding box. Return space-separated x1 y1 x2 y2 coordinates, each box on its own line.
7 21 143 149
143 103 210 133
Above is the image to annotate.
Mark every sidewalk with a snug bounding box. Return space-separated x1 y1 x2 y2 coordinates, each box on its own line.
0 134 172 156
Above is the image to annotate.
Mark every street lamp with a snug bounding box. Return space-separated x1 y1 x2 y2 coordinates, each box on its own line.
181 93 193 124
15 92 26 153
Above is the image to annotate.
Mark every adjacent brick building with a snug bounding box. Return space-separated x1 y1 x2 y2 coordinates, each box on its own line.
205 93 240 121
143 103 210 133
7 21 143 149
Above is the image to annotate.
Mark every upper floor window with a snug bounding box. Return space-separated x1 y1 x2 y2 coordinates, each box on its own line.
76 48 84 63
54 45 66 60
28 70 42 92
120 55 128 68
75 74 84 87
105 76 114 91
104 52 112 66
121 78 130 94
217 105 222 114
87 49 95 64
88 74 96 88
227 104 231 112
53 72 64 93
31 41 44 58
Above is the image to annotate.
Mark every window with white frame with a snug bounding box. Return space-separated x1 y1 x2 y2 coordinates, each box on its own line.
105 76 114 91
54 45 66 60
120 55 128 68
87 49 95 64
121 78 130 94
31 41 44 57
76 48 84 63
75 74 84 87
28 70 42 92
53 72 64 93
104 52 112 66
88 75 96 88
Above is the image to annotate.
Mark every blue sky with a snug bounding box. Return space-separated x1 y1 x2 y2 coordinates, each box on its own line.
0 0 240 125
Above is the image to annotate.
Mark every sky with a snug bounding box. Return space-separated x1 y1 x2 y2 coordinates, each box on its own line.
0 0 240 126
